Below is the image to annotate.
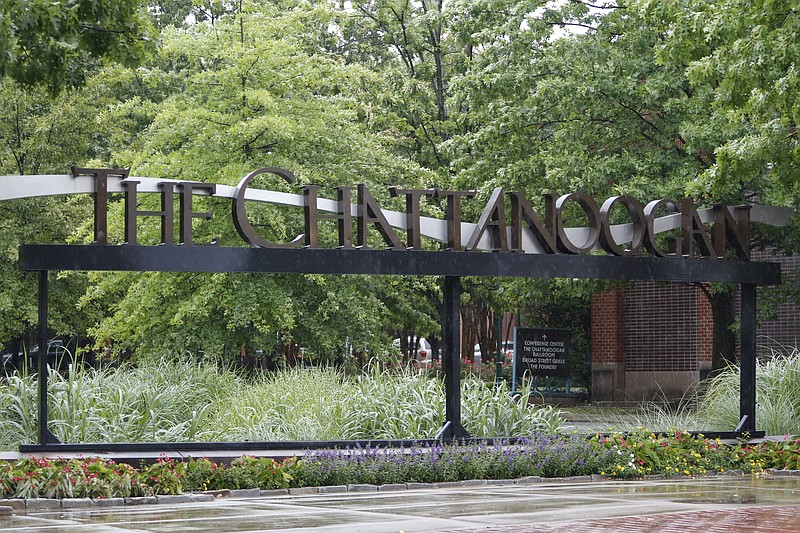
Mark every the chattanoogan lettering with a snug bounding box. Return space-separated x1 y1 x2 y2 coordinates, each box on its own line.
73 168 752 260
389 187 437 249
233 168 302 248
73 167 219 247
72 167 130 245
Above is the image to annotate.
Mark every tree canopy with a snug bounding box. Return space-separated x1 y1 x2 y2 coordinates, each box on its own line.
0 0 156 90
0 0 797 370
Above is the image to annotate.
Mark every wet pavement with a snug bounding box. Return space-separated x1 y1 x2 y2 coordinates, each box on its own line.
2 475 800 532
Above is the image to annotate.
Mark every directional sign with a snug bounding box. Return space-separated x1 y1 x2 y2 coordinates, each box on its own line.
514 328 571 379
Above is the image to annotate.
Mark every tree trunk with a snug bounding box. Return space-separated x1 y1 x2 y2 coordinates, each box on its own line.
398 333 410 365
429 336 441 363
460 300 494 363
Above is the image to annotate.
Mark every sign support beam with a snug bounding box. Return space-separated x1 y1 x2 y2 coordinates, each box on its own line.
36 271 59 445
739 283 757 434
19 245 777 445
18 245 782 284
438 276 469 439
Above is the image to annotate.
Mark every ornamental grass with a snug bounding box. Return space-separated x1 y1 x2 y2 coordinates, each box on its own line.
598 350 800 436
0 361 561 448
698 351 800 436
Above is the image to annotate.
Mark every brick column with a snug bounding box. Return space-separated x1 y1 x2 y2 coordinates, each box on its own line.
696 285 713 380
591 290 626 402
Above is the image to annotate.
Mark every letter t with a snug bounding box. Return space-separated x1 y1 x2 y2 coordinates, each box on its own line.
71 167 130 244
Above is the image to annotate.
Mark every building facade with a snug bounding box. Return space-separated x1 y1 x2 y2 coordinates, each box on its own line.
591 251 800 403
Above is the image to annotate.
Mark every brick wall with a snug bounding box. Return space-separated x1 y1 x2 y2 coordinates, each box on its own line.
623 281 699 372
591 290 624 364
590 249 799 401
752 250 800 356
697 285 713 364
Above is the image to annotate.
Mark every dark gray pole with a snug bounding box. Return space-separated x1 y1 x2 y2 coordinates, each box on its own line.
739 283 757 433
494 314 503 387
37 270 49 445
438 276 468 439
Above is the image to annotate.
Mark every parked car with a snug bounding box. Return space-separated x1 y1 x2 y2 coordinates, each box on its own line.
501 341 514 359
23 340 71 370
473 342 514 360
393 337 433 366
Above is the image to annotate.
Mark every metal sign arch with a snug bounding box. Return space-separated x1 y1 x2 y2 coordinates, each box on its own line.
2 170 790 451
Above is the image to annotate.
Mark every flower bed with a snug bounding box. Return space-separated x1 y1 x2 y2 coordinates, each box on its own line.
0 433 798 499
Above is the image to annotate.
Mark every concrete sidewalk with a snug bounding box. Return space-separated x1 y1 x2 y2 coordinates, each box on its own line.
1 474 800 532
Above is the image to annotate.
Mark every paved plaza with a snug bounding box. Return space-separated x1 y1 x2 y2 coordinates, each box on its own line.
1 474 799 532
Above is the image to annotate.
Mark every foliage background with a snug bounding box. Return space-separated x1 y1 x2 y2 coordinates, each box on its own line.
0 0 798 378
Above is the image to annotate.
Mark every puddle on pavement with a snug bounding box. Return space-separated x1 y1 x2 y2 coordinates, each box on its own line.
31 509 382 532
301 494 625 519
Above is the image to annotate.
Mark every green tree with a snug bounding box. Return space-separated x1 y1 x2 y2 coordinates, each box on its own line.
0 0 156 90
0 80 116 348
0 0 161 350
442 1 770 372
634 0 800 210
82 1 438 363
337 0 468 172
632 0 800 368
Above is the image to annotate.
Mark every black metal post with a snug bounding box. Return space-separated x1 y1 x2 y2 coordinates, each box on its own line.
739 283 757 434
437 276 468 439
494 314 503 388
37 270 50 445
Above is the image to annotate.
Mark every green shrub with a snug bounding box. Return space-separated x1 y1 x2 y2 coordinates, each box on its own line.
140 458 185 495
0 457 147 499
184 458 217 492
183 456 296 491
0 434 799 500
591 431 770 478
